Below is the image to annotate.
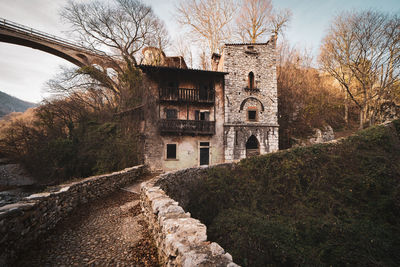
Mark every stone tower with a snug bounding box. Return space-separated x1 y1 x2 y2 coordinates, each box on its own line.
216 38 279 161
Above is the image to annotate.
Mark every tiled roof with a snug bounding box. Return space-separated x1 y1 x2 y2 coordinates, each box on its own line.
138 64 228 75
224 41 270 46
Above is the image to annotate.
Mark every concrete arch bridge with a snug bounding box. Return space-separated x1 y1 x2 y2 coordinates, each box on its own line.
0 17 114 68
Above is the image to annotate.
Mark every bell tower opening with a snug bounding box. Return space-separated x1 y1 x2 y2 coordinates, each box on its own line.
248 71 255 90
246 135 260 157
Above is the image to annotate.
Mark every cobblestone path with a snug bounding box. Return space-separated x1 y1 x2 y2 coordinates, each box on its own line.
14 188 159 266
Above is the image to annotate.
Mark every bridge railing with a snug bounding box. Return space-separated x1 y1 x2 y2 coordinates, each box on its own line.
0 17 104 55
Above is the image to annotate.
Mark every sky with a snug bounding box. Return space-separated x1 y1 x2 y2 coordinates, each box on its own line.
0 0 399 103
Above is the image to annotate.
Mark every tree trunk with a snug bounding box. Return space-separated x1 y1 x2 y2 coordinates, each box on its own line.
359 88 368 129
359 107 364 129
344 88 349 125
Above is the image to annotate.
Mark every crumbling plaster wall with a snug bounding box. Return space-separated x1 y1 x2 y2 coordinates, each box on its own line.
143 73 225 172
161 135 224 171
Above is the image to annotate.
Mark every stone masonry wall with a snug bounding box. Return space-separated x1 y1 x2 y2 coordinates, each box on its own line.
140 165 239 266
220 40 279 161
224 125 279 160
0 165 145 266
221 42 278 125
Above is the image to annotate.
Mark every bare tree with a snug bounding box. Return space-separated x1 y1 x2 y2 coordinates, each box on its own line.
319 14 357 126
235 0 273 43
199 49 211 70
171 35 194 68
62 0 169 64
269 8 292 40
235 0 291 44
320 11 400 129
60 0 169 108
277 40 345 148
47 66 117 109
175 0 236 55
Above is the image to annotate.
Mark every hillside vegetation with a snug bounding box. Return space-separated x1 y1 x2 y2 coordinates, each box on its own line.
0 91 36 118
0 89 144 185
187 121 400 266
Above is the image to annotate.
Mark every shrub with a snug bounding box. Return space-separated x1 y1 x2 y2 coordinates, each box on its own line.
0 99 143 184
187 121 400 266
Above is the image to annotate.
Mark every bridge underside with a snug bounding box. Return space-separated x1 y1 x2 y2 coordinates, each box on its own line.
0 17 123 72
0 33 85 66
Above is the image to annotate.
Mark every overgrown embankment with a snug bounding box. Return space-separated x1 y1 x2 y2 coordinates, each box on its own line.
0 94 144 185
187 121 400 266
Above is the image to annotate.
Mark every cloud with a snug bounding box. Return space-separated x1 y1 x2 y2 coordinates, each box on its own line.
0 0 71 102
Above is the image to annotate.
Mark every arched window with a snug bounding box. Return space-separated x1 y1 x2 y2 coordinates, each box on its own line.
248 71 255 89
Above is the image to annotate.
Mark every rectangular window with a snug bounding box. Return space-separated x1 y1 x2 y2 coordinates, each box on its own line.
199 141 210 166
195 110 210 121
166 109 177 119
166 144 177 159
248 110 257 121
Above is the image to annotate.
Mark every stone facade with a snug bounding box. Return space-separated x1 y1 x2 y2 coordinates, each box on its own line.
140 166 239 266
0 165 145 265
218 41 279 161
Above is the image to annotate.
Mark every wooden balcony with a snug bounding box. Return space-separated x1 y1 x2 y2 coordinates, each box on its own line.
159 119 215 135
159 87 214 104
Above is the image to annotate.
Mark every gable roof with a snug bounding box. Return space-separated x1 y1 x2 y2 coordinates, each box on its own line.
224 41 271 46
138 64 228 75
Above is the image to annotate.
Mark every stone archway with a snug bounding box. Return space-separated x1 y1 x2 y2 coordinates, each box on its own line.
246 135 260 157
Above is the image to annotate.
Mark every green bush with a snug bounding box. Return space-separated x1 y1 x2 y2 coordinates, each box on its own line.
187 121 400 266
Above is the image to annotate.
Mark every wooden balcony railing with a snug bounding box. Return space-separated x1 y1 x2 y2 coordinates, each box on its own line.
159 87 214 103
159 119 215 135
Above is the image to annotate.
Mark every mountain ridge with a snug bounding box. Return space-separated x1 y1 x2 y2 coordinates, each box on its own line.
0 91 36 118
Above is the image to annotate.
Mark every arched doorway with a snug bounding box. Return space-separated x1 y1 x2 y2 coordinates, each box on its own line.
246 135 260 157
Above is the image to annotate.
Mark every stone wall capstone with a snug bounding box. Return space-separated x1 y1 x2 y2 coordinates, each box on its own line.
0 165 145 266
140 164 239 267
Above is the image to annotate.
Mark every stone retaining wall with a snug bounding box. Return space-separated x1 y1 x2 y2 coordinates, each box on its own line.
140 165 239 266
0 165 145 266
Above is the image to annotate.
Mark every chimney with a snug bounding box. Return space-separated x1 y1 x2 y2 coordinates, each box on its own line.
270 34 277 48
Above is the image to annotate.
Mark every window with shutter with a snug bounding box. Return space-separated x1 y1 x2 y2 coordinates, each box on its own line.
195 110 210 121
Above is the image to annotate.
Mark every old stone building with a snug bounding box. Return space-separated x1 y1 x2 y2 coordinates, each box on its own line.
215 40 279 161
139 36 278 171
139 65 226 171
